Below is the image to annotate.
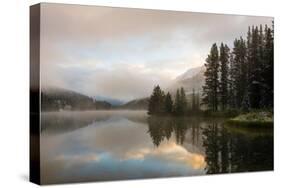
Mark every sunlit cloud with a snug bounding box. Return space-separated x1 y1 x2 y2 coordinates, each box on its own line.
124 142 206 170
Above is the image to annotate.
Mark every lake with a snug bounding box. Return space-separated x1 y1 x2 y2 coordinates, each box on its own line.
40 110 273 184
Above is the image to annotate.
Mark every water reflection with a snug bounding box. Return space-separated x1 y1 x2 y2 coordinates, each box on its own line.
202 122 273 174
147 116 273 174
147 117 200 146
41 111 273 184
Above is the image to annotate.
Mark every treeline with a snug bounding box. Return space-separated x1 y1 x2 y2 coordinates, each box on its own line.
41 89 112 111
148 85 200 115
42 91 96 111
203 23 274 112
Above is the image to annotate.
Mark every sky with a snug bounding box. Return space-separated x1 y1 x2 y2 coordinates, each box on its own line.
40 3 272 102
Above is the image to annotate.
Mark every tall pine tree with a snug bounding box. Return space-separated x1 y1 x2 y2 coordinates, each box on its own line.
174 89 181 115
232 37 247 109
261 23 274 108
219 43 230 110
228 52 236 109
204 23 273 111
192 88 196 111
202 43 219 111
248 26 262 109
180 87 188 114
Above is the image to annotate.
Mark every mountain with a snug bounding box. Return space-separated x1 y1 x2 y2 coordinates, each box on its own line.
94 96 125 106
168 65 205 95
41 87 112 111
176 66 204 81
119 97 149 110
118 66 205 110
41 65 205 111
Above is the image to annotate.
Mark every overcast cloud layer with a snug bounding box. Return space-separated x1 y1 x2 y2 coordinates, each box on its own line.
40 3 272 101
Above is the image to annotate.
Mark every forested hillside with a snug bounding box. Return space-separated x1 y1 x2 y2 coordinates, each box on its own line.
41 87 111 111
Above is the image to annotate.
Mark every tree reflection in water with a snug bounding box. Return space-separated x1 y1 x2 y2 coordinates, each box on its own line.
202 122 273 174
147 116 273 174
147 117 197 147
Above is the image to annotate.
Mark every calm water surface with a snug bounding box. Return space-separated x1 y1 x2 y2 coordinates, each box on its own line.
41 110 273 184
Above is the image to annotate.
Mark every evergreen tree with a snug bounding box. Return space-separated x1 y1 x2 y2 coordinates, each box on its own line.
228 52 236 109
203 23 274 111
148 85 165 115
192 88 196 111
257 25 266 108
219 43 230 110
242 26 253 111
164 92 173 114
261 23 274 108
202 43 219 111
248 26 262 109
174 89 181 115
180 87 188 114
173 87 188 115
196 91 200 111
232 37 247 109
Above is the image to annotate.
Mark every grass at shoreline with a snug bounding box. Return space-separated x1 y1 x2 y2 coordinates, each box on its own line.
228 111 273 126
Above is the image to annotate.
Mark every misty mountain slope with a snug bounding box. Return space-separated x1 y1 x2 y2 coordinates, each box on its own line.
120 66 205 110
175 66 204 81
168 66 205 95
119 97 149 110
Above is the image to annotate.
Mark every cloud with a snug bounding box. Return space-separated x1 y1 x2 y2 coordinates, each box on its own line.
40 3 273 100
124 142 206 169
41 4 272 43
